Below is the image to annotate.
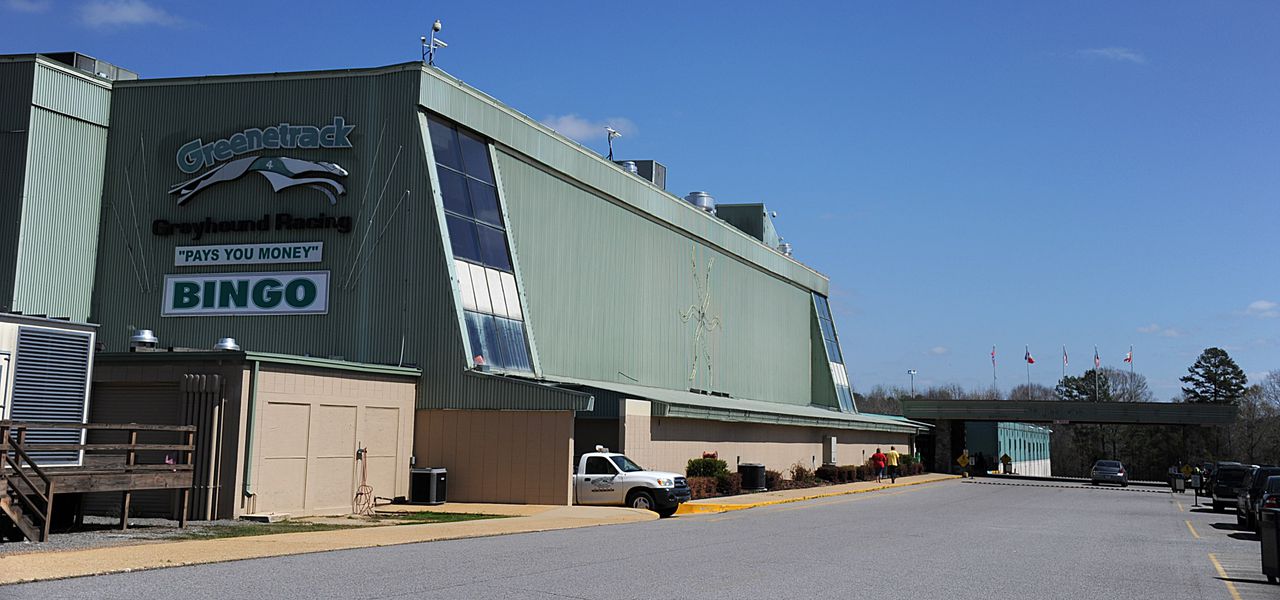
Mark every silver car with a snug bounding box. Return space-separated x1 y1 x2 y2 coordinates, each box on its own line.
1091 460 1128 487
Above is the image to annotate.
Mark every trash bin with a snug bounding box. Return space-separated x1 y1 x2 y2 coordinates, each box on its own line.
1172 476 1186 493
739 463 766 492
1262 508 1279 584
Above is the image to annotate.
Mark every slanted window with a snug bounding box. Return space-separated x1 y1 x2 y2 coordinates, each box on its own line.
428 113 533 373
814 293 855 413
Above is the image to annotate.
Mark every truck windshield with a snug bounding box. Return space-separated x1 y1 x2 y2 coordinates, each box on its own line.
610 455 645 472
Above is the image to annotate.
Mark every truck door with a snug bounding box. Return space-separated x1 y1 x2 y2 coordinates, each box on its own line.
576 456 622 505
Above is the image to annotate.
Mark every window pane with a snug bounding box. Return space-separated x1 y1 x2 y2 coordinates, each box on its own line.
446 215 481 263
469 263 493 314
479 313 509 368
455 259 477 311
437 167 471 217
818 317 836 343
825 338 843 364
485 267 508 318
495 317 532 372
500 272 523 321
458 129 494 183
464 311 486 365
468 179 502 226
428 116 462 172
477 224 513 271
814 294 832 320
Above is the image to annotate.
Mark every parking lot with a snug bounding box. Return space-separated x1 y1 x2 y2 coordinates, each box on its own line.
0 478 1273 599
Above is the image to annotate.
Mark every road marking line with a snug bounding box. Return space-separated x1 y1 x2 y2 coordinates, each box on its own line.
1207 553 1242 600
1175 500 1185 512
1184 520 1200 539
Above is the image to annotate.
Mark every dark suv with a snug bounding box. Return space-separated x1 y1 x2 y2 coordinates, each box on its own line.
1211 462 1250 513
1238 465 1280 530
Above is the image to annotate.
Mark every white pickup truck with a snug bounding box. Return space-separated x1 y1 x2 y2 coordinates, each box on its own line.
573 447 690 517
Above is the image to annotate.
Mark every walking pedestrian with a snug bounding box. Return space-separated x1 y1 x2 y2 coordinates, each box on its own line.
886 446 901 483
871 448 887 483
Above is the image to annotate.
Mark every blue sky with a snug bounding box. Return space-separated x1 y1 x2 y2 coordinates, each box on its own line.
5 1 1278 399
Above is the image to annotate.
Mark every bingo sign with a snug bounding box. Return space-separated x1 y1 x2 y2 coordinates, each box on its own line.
162 271 329 317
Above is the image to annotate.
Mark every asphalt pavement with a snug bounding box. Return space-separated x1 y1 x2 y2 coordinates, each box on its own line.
1 478 1271 599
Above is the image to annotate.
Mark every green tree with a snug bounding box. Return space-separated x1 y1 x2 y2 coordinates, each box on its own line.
1055 369 1112 402
1179 347 1247 404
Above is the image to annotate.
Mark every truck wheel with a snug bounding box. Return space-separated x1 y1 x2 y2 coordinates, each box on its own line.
656 506 678 518
628 490 656 511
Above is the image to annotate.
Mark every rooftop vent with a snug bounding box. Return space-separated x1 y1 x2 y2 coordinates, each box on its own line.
43 52 138 81
778 241 793 256
614 159 667 190
213 337 241 351
129 329 158 350
684 191 716 215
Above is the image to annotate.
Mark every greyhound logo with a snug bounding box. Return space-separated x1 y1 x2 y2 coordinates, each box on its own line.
168 156 349 206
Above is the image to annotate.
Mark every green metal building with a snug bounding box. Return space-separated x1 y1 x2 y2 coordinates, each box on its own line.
1 53 927 506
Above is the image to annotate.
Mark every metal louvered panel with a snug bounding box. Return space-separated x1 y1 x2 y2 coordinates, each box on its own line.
10 326 92 465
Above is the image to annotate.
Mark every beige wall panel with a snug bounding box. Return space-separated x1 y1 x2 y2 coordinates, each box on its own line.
623 416 911 476
413 409 573 505
258 457 308 512
260 402 311 458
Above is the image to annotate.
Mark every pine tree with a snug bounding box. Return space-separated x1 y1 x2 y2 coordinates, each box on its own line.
1179 347 1247 404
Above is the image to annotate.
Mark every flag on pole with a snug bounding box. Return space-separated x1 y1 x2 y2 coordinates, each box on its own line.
1062 346 1068 367
1123 348 1132 363
991 345 996 367
1025 347 1035 364
1094 347 1100 368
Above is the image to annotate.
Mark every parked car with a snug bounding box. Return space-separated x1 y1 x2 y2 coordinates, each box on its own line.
1238 466 1280 530
1090 460 1128 487
1259 475 1280 516
1211 463 1252 513
572 446 690 517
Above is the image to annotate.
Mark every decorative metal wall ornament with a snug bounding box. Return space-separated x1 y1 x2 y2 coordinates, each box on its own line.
680 250 722 387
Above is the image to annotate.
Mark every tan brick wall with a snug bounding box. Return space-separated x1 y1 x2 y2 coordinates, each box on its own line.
413 409 574 505
621 407 911 476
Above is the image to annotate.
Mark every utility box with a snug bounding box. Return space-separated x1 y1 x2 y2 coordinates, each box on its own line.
410 468 447 505
823 435 837 466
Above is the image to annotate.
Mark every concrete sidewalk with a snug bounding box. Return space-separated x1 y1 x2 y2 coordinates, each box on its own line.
0 504 656 585
676 472 959 514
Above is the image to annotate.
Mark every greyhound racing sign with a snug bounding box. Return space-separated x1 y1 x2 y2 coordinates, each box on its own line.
169 117 354 205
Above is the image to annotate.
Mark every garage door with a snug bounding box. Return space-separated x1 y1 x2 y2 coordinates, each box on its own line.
257 402 359 515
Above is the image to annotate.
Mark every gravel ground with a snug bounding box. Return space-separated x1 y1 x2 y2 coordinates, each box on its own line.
0 516 258 556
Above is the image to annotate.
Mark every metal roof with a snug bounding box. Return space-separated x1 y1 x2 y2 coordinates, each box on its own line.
550 376 929 434
900 399 1237 425
95 350 422 378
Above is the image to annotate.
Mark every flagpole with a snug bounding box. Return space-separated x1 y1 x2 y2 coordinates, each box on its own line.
991 345 997 388
1025 345 1031 388
1094 345 1099 402
1062 345 1066 381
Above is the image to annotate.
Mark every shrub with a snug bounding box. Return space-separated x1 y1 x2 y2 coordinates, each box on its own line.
815 465 840 482
765 469 783 490
855 464 874 481
790 461 815 483
687 457 729 478
715 472 742 496
686 476 718 500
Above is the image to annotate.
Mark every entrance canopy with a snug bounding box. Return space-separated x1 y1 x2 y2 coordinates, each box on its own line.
900 399 1236 426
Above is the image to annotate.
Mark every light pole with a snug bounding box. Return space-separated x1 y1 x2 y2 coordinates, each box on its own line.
907 369 917 397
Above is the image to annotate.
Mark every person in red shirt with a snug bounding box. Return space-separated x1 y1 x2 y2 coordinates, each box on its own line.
871 448 887 483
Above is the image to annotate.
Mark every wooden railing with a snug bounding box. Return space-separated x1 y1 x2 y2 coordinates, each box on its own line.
1 421 197 542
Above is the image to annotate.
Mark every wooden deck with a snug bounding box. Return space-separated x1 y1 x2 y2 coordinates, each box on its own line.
2 421 196 542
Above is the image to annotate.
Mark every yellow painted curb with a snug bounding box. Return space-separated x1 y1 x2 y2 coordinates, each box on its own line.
675 475 961 516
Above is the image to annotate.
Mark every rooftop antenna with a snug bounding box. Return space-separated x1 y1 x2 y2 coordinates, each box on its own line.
423 19 448 66
606 126 621 161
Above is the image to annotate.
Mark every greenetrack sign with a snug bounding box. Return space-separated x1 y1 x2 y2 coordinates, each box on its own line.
175 117 354 174
162 271 329 317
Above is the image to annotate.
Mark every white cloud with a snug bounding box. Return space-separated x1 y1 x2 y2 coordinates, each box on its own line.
1078 47 1147 64
928 346 949 356
5 0 51 12
540 114 637 144
80 0 182 28
1137 323 1183 337
1245 299 1279 318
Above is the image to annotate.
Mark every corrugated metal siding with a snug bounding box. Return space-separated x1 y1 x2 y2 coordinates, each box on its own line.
0 61 35 312
92 66 586 412
9 326 93 465
12 106 108 320
497 151 815 406
418 67 829 295
31 61 111 127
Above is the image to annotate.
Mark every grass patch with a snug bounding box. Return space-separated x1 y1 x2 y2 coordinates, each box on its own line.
380 511 507 524
178 511 507 540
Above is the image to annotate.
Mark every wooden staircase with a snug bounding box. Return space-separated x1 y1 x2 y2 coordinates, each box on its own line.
1 426 54 542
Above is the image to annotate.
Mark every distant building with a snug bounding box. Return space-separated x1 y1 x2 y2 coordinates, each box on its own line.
964 422 1051 476
0 52 929 516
